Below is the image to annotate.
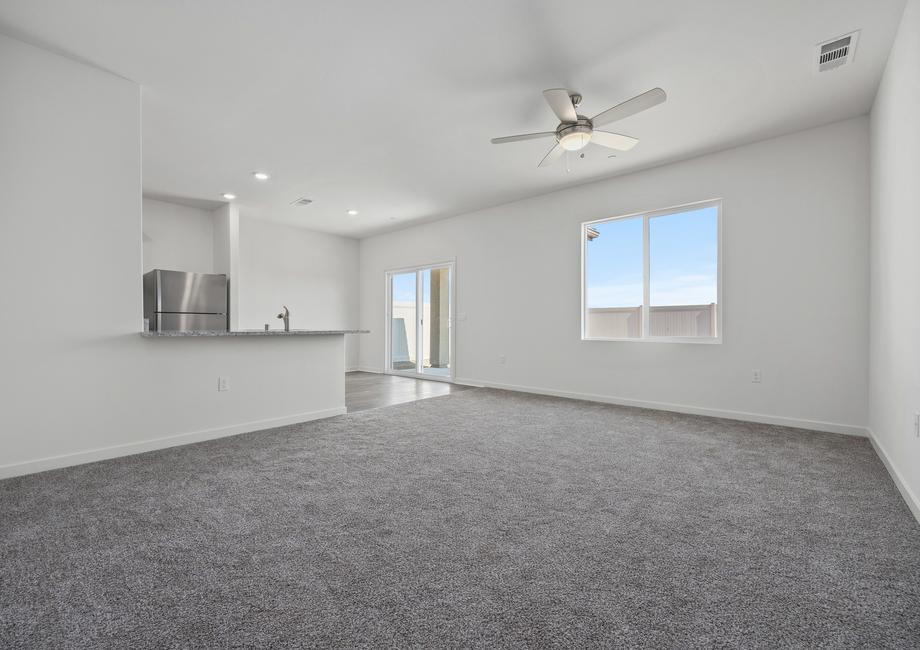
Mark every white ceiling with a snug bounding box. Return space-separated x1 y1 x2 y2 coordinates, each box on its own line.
0 0 906 237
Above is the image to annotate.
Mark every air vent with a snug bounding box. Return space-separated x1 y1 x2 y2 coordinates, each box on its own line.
290 197 313 206
815 31 859 73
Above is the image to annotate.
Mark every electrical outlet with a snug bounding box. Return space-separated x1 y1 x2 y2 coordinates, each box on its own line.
751 369 762 384
218 376 230 392
498 355 506 365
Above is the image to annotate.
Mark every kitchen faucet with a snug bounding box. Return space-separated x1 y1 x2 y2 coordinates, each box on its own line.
277 305 290 332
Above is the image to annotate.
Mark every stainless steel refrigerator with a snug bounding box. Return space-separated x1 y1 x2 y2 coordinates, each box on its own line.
143 269 229 332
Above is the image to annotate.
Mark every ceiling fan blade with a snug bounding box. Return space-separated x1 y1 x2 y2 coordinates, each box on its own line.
490 131 556 145
538 143 565 167
542 88 578 123
591 131 639 151
591 87 667 127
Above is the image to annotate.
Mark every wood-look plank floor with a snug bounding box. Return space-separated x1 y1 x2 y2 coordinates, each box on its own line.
345 371 472 413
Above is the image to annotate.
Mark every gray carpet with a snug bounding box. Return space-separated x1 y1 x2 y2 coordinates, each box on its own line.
2 389 919 648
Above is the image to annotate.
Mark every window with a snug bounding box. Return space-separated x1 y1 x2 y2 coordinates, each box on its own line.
582 199 721 342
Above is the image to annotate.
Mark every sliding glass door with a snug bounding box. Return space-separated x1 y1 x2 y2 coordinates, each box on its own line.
389 271 418 372
387 263 453 380
421 267 451 378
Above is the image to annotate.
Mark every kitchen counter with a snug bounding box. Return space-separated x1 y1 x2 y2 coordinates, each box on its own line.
140 329 368 337
133 327 355 439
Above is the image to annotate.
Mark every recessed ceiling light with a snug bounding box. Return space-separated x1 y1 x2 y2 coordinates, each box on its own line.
222 193 236 200
252 171 270 181
346 209 359 216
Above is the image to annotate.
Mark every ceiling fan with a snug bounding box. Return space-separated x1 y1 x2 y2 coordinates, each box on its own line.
491 87 667 167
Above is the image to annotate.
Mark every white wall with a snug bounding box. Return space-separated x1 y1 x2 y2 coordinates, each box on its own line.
868 0 920 517
359 117 870 434
0 34 346 478
142 197 215 273
238 217 361 369
212 203 241 331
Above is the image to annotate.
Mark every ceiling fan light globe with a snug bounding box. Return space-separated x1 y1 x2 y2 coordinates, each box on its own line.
559 131 591 151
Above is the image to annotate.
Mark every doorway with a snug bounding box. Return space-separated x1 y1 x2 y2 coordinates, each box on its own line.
385 262 454 381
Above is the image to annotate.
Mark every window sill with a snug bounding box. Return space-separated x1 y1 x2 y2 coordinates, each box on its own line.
582 336 722 344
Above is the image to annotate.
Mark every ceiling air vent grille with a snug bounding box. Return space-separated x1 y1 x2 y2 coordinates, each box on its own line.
815 31 859 73
290 197 313 206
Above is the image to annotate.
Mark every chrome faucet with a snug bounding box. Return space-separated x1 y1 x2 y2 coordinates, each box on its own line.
277 305 290 332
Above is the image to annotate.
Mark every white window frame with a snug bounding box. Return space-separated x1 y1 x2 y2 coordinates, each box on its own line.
581 198 722 344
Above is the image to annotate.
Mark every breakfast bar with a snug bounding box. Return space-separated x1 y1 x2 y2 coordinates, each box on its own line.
140 329 368 337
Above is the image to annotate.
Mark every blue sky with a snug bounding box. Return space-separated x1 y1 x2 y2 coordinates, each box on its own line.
586 206 718 308
393 271 418 302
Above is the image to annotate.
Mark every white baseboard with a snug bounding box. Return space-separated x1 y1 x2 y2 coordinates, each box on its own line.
866 428 920 523
0 407 347 480
353 366 384 374
453 377 868 437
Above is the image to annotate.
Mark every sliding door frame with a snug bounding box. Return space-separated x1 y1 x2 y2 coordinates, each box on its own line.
384 260 456 383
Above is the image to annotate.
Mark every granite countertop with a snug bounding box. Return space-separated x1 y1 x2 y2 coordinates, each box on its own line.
140 329 368 338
